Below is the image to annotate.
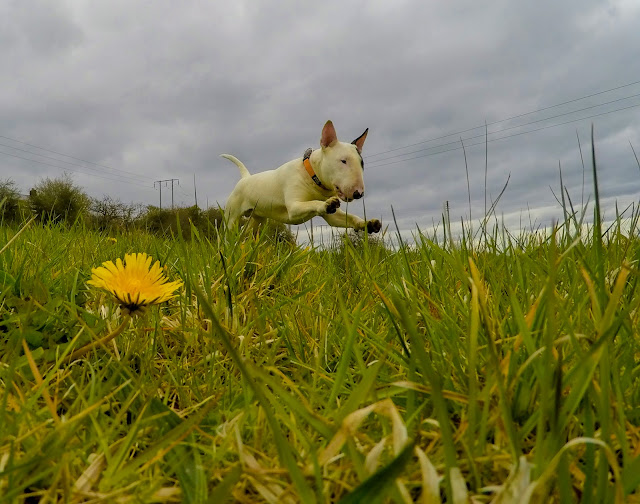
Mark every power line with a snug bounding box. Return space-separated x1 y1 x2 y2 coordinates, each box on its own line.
0 148 153 189
0 141 149 184
367 101 640 169
177 185 194 204
0 134 150 181
367 92 640 167
366 78 640 158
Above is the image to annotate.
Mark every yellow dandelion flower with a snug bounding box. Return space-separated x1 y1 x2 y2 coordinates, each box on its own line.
88 253 183 315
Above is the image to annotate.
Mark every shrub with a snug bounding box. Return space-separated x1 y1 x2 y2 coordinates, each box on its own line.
137 205 294 243
343 228 386 250
203 206 224 229
264 220 296 244
29 174 89 224
0 179 22 222
138 205 210 240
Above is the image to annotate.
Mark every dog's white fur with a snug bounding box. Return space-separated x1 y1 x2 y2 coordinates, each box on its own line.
222 120 381 233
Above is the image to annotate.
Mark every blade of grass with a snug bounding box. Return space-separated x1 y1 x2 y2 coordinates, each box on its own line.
337 439 415 504
192 283 316 503
391 292 457 502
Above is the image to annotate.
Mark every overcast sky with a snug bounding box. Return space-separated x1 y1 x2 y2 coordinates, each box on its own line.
2 0 639 240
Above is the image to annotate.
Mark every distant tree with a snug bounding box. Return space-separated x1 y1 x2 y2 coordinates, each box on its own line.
91 195 124 230
89 195 142 231
29 174 89 224
0 179 22 222
121 202 145 230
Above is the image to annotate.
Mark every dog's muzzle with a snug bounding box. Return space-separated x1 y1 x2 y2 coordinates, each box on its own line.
337 187 364 202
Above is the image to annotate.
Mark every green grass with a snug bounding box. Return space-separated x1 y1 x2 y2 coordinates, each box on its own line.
2 163 640 501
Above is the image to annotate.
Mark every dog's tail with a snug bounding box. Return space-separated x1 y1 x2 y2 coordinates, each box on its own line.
220 154 251 179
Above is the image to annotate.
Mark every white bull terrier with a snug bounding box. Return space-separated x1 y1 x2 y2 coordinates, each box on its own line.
221 120 382 233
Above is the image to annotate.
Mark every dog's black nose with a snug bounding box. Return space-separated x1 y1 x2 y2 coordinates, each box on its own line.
353 190 363 199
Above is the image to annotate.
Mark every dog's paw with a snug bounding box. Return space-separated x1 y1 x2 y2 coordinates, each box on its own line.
366 219 382 234
325 197 341 214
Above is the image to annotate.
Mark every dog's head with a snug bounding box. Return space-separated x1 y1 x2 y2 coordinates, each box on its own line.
315 120 368 202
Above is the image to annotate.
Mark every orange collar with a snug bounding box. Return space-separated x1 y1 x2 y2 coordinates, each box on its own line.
303 149 329 190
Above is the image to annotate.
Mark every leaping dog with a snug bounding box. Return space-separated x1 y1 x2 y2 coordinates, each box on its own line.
221 120 381 233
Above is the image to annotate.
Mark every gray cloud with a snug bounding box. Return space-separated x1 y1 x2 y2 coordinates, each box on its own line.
1 0 639 236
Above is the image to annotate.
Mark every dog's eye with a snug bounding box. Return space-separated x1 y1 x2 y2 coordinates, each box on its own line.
341 159 347 164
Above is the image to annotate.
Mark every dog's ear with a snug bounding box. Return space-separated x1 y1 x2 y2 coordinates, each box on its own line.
320 120 338 148
351 128 369 153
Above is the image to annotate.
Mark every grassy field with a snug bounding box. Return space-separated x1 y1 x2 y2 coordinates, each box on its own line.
2 164 640 502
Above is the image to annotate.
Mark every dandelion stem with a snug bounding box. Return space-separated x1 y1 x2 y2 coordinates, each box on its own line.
67 315 131 361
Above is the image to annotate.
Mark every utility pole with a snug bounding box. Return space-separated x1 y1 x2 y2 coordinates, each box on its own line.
154 178 180 209
193 173 198 209
154 180 162 209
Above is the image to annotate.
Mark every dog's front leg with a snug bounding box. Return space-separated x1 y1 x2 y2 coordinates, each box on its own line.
322 209 382 233
286 197 341 223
